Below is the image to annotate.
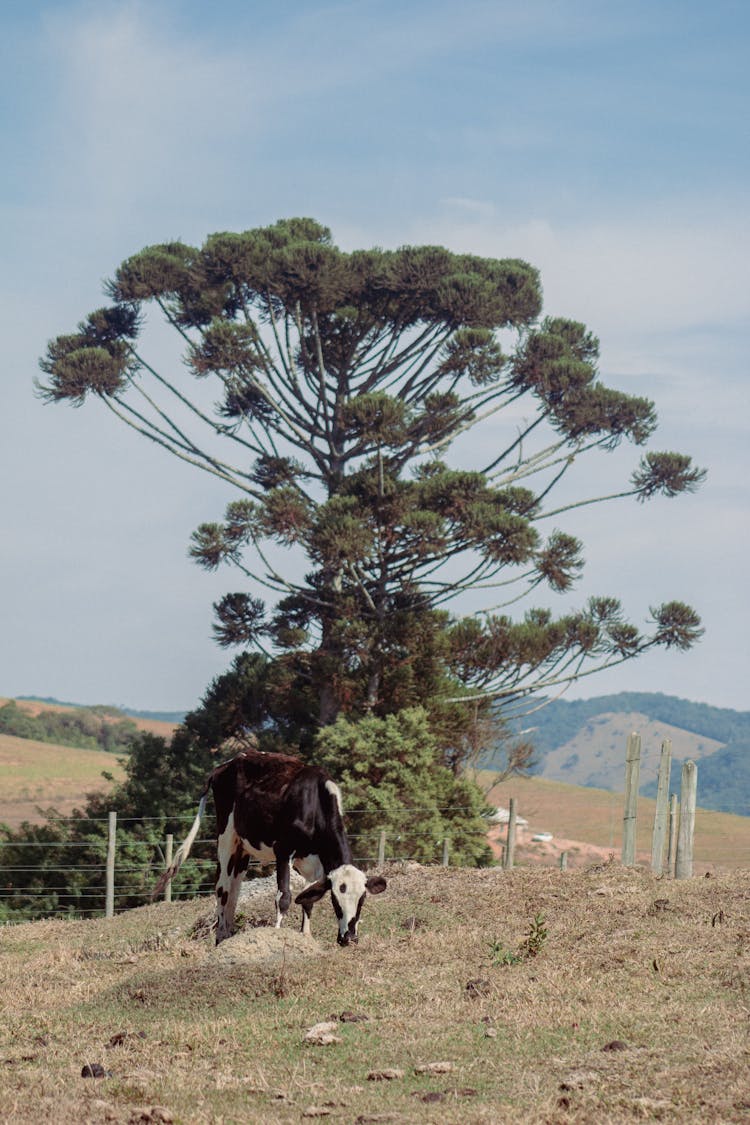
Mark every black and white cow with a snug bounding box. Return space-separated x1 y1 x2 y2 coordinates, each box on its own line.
153 749 386 945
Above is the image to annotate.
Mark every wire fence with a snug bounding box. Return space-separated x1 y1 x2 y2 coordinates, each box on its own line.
0 811 461 921
0 743 713 923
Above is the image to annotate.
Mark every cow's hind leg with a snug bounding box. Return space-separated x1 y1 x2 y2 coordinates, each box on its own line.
215 815 250 945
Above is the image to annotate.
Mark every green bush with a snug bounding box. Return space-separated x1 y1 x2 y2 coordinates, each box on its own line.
314 707 493 867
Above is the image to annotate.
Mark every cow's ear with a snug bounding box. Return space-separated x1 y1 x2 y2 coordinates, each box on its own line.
365 875 387 895
295 878 331 906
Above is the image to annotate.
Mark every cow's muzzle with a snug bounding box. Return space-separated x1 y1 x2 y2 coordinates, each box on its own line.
338 931 358 947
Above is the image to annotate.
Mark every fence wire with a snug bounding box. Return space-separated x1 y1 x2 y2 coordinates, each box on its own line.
0 807 457 922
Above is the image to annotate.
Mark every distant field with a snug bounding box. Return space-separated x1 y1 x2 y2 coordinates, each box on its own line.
480 771 750 872
3 718 747 875
0 695 178 828
0 733 125 828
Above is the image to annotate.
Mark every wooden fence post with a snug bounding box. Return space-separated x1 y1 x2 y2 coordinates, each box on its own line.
503 798 517 871
667 793 679 877
651 739 672 873
559 851 568 872
442 837 450 867
105 810 117 919
675 760 698 879
622 733 641 866
377 829 386 866
164 834 173 903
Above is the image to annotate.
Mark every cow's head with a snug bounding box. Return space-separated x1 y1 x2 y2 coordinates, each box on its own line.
295 864 387 945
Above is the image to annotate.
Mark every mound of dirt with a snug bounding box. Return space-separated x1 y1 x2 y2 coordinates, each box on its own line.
212 927 321 966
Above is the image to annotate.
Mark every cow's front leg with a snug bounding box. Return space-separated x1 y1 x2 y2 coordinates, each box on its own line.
295 878 331 937
300 899 313 936
274 854 292 929
292 856 326 937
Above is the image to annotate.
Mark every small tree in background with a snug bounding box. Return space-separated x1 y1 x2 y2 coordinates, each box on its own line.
314 708 493 866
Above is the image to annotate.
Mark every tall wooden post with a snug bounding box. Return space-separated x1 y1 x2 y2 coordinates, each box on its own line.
442 837 450 867
105 810 117 919
503 798 517 871
559 851 568 872
622 733 641 866
377 829 386 866
675 760 698 879
164 834 174 903
667 793 679 877
651 739 672 873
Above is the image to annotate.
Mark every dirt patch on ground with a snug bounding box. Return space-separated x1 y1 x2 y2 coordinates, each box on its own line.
212 927 321 966
487 822 619 868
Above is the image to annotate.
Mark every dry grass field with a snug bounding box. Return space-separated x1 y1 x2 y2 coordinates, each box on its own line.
1 863 749 1124
0 733 126 827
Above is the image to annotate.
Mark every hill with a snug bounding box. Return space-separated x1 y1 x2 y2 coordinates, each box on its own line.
0 698 174 828
518 692 750 751
0 864 748 1123
533 711 724 790
497 692 750 816
16 695 186 725
641 738 750 817
2 697 179 741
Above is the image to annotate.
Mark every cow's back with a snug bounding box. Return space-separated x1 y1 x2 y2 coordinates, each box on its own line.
281 766 352 867
210 750 305 844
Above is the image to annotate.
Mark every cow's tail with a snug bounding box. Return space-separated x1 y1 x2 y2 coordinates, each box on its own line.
151 792 208 900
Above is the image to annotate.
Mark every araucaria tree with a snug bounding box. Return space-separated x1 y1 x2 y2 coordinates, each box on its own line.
39 218 704 760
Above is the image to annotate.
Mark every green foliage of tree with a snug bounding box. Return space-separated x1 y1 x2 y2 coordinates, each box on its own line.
314 708 493 866
37 218 705 745
0 701 139 753
32 219 707 884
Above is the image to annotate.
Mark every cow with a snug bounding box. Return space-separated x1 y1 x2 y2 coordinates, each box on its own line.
152 749 387 945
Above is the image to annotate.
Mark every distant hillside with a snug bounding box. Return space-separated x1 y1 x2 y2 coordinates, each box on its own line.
17 696 186 725
495 692 750 818
517 692 750 752
478 770 750 871
641 739 750 818
536 711 725 792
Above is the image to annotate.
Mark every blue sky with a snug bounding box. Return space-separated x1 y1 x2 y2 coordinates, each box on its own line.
1 0 748 712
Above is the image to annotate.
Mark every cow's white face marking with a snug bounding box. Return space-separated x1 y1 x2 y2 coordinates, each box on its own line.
294 864 387 944
329 863 369 945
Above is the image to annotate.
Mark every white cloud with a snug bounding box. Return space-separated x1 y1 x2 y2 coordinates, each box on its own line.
394 209 750 339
